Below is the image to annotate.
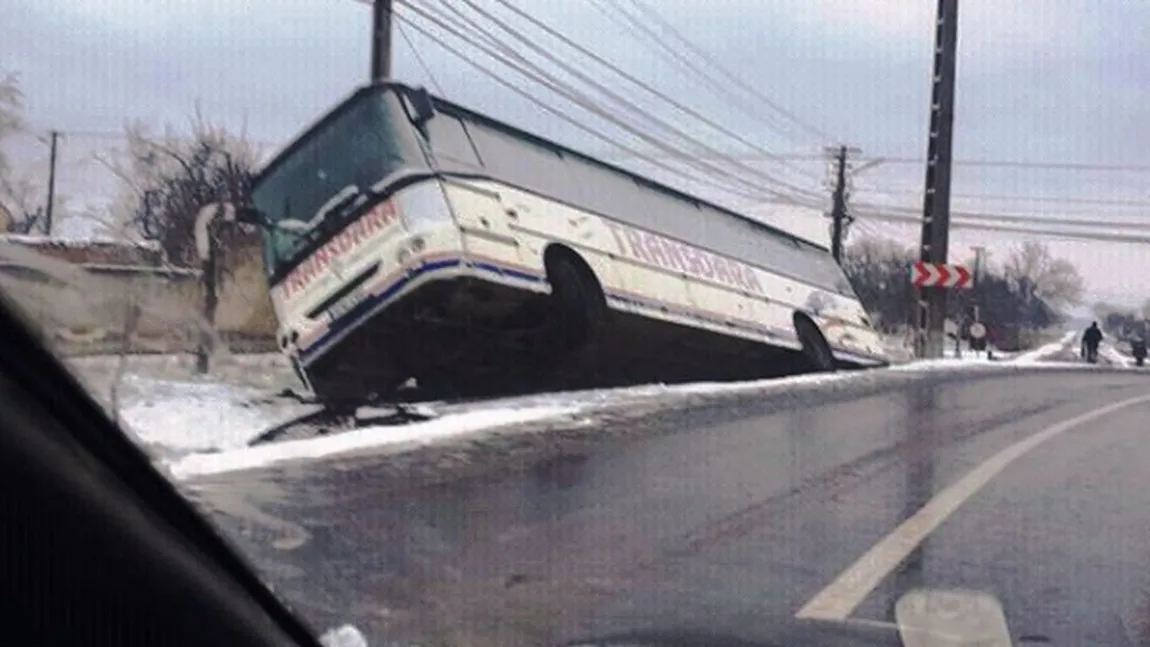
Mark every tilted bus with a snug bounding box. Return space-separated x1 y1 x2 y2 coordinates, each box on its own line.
239 82 889 409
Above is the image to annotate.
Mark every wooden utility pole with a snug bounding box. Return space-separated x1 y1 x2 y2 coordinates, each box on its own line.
44 130 59 235
827 145 860 264
371 0 394 81
915 0 960 359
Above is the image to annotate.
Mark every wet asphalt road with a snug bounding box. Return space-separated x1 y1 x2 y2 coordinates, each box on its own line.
188 367 1150 646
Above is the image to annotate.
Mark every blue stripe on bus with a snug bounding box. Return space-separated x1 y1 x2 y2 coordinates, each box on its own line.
472 262 545 284
299 258 462 366
298 257 887 367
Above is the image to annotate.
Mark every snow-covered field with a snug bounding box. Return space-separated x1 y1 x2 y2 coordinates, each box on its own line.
65 332 1121 480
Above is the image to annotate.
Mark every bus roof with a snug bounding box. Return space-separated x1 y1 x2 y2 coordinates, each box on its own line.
255 81 829 253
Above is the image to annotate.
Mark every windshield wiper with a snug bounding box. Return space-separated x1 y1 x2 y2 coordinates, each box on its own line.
276 185 370 264
278 184 366 234
271 168 446 275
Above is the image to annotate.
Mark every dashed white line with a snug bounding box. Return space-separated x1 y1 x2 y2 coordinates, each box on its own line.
795 393 1150 621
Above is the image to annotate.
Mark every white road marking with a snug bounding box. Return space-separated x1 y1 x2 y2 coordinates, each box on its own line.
795 393 1150 621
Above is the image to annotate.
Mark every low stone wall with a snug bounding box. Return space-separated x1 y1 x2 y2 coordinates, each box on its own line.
0 248 277 356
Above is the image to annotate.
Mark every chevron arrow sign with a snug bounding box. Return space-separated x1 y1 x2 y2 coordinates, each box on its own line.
911 262 972 289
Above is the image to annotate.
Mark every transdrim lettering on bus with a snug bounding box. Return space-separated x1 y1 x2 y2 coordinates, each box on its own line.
282 200 400 300
607 223 762 294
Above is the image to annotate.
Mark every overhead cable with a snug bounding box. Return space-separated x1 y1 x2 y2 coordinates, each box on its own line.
851 201 1150 231
621 0 835 143
401 2 820 206
456 0 826 203
396 20 445 95
406 2 784 203
856 187 1150 210
859 210 1150 245
586 0 829 164
393 9 774 204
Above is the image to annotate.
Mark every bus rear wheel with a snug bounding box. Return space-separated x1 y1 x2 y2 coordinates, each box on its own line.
544 250 605 352
794 312 837 373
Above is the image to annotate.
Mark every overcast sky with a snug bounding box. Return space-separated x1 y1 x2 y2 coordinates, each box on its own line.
5 0 1150 308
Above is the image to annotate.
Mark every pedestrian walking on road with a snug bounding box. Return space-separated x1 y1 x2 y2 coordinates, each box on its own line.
1082 321 1103 363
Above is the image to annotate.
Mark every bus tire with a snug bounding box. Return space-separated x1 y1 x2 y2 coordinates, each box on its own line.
544 248 605 351
793 312 837 372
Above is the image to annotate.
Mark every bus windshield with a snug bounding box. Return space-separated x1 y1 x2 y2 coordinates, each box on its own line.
251 88 418 279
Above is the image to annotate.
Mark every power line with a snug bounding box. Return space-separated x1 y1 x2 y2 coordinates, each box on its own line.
857 188 1150 209
851 201 1150 230
393 8 770 204
860 210 1150 245
20 127 282 150
621 0 835 144
396 19 444 95
586 0 827 150
446 0 824 203
401 2 771 202
401 2 820 206
597 151 1150 173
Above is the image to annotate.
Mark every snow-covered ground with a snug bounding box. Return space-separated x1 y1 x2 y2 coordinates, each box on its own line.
1100 344 1134 367
168 404 586 479
1013 331 1078 364
131 369 859 479
115 375 313 454
66 332 1118 481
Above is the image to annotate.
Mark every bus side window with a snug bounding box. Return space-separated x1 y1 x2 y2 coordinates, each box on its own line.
424 114 483 169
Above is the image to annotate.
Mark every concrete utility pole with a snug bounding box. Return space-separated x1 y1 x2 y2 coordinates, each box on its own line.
827 145 860 264
371 0 394 82
44 130 59 235
914 0 961 359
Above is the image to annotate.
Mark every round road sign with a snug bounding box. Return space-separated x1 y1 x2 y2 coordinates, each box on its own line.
970 322 987 339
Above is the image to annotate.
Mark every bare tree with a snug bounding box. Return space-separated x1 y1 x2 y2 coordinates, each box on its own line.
1002 241 1085 309
0 70 23 171
98 110 268 372
841 236 918 331
101 109 262 265
0 70 39 233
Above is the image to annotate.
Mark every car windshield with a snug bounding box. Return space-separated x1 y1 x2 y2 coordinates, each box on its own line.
6 2 1150 647
251 88 414 278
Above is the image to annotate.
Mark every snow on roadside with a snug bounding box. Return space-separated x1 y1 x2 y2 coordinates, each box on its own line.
1013 331 1076 364
168 370 862 479
1100 344 1132 368
168 405 584 479
115 375 313 456
122 331 1120 481
422 369 856 419
889 357 1000 372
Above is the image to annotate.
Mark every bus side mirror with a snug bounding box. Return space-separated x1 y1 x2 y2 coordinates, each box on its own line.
408 87 435 126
